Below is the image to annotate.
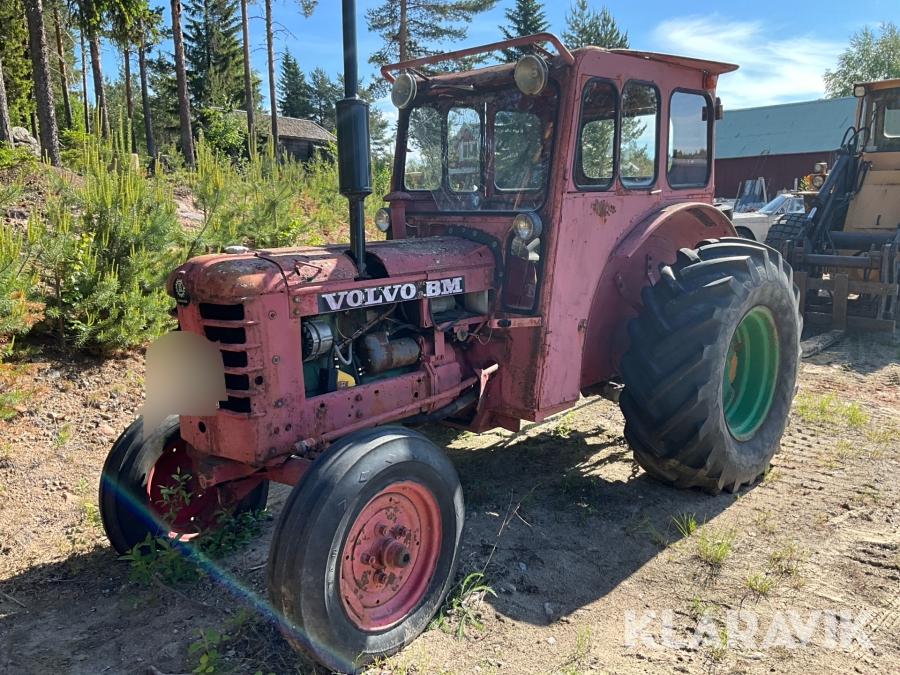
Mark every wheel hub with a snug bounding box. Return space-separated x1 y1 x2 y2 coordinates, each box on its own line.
146 439 219 538
339 481 441 631
722 306 780 441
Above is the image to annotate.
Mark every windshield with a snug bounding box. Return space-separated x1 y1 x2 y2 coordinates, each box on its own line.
402 84 558 211
759 194 789 214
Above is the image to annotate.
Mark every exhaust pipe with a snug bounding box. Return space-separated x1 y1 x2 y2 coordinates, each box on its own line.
338 0 372 279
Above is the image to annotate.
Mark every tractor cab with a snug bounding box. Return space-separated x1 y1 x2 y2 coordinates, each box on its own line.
379 35 739 408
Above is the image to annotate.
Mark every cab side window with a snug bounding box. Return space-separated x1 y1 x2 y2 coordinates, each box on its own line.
575 79 618 189
667 90 711 188
620 82 659 189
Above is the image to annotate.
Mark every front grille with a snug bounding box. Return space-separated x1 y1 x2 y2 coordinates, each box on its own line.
196 303 260 415
221 350 248 368
224 373 250 390
200 303 244 321
203 326 246 344
220 396 252 413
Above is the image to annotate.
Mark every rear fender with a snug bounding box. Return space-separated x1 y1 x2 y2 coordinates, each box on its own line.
580 202 735 388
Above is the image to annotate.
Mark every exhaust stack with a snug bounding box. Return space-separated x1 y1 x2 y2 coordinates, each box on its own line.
337 0 372 278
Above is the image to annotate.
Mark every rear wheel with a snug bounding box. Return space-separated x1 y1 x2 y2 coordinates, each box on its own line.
266 427 464 673
764 213 808 252
620 238 801 494
99 416 268 555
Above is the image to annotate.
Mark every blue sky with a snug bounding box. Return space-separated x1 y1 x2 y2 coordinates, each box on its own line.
98 0 898 114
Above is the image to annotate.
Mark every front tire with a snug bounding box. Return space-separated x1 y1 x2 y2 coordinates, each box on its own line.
620 238 801 494
99 416 268 555
266 427 464 674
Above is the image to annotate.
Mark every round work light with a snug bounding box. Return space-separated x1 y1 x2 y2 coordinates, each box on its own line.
374 208 392 233
513 212 542 241
515 54 549 96
391 72 417 109
811 174 825 189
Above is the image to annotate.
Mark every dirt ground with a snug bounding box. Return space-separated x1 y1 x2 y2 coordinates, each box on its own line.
1 331 899 675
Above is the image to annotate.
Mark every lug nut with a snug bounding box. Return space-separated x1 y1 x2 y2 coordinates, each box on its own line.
359 552 372 565
392 525 408 538
373 570 387 585
375 523 388 536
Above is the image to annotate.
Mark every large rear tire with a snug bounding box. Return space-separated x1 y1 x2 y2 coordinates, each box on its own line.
620 238 801 494
266 427 464 674
764 213 808 251
99 416 268 555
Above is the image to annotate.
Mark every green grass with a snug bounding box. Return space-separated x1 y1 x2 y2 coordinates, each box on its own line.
794 392 869 428
754 510 776 534
745 571 775 599
672 512 698 538
696 524 737 567
768 542 809 577
430 571 497 640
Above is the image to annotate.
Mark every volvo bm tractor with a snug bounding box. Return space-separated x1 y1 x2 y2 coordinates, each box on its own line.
99 3 802 671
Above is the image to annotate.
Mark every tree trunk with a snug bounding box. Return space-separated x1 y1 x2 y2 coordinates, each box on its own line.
0 57 12 147
138 21 156 166
88 29 109 138
80 30 90 134
240 0 254 149
124 46 136 152
265 0 278 152
52 6 73 129
399 0 407 62
23 0 61 166
171 0 194 165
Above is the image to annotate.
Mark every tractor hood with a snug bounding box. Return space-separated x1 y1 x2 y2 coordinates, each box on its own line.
166 237 496 306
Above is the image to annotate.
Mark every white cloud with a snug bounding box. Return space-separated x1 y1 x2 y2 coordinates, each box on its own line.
651 16 845 109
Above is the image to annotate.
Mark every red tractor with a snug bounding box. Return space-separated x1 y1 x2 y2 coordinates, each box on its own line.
99 4 801 672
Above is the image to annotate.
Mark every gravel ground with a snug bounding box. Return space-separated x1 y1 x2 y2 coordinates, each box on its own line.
1 331 899 675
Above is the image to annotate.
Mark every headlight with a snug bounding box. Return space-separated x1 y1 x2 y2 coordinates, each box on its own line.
811 174 825 188
513 212 542 241
514 54 548 96
391 71 417 109
374 208 391 232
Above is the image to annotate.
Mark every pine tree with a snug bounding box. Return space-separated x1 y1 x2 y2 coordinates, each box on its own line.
498 0 549 62
0 0 33 127
277 49 313 119
24 0 61 165
171 0 195 164
0 57 12 146
307 67 341 131
183 0 244 108
562 0 628 49
366 0 497 69
147 51 180 149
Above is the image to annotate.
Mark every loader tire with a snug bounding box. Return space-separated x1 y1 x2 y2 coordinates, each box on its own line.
764 213 808 252
619 238 801 494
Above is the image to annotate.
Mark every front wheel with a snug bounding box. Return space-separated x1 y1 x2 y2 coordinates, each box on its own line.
620 238 801 494
266 427 464 674
99 416 268 555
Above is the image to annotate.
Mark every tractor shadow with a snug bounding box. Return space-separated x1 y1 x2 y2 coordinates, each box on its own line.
417 404 737 626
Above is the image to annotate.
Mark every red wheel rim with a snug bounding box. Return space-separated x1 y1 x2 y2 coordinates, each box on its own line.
339 480 442 631
146 437 220 538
